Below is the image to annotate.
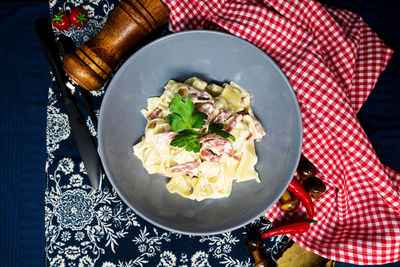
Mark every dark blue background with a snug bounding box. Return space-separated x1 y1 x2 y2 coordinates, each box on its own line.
0 1 399 266
0 2 49 266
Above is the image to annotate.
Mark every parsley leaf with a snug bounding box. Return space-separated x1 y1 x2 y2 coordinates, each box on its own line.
170 129 201 153
208 123 236 141
166 113 187 133
169 94 193 128
167 94 208 132
167 93 235 152
191 111 208 129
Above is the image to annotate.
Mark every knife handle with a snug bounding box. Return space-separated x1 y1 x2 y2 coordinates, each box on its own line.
35 18 102 190
62 0 169 91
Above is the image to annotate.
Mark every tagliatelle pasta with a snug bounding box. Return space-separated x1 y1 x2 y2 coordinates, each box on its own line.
133 77 266 201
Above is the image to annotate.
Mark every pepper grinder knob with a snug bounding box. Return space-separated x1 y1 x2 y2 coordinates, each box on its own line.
62 0 169 91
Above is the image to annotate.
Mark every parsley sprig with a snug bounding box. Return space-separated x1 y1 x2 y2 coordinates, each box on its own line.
166 93 235 153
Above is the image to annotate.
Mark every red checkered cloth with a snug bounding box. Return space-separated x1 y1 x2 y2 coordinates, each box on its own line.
162 0 400 264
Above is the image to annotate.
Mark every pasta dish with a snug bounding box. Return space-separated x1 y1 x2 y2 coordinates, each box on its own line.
133 77 266 201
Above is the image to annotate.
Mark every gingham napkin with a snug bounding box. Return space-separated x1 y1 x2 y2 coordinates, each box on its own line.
162 0 400 264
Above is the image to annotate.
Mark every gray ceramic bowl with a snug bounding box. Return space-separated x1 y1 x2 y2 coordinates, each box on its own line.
98 30 302 235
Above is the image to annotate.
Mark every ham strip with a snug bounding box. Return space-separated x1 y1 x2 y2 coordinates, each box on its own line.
226 114 243 132
245 132 253 141
187 86 213 102
146 107 162 120
199 134 240 162
214 109 232 123
154 131 178 142
195 102 215 130
254 122 265 142
170 161 200 176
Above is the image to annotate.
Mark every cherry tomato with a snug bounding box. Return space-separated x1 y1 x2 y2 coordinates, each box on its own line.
52 11 70 31
70 8 89 27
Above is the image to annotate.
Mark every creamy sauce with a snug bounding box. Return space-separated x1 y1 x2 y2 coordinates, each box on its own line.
133 77 266 201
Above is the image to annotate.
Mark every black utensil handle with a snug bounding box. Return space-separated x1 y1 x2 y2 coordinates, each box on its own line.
57 36 114 195
56 36 99 130
34 17 101 190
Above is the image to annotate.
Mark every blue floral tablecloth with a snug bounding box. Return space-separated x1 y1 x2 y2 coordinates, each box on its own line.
45 1 288 266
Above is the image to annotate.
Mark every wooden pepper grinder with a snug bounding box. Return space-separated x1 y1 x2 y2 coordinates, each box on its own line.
246 227 273 267
62 0 169 91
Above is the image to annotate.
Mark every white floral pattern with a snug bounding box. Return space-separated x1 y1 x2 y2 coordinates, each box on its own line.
46 0 289 266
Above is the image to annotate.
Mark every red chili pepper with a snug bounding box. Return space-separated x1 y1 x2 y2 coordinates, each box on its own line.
288 178 314 218
261 220 317 238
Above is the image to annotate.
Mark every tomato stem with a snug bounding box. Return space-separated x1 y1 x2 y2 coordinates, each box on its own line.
77 13 88 26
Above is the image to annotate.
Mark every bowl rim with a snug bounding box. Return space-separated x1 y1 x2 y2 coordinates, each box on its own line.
98 29 303 235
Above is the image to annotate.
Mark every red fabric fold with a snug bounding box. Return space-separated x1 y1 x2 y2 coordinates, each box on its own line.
163 0 400 264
